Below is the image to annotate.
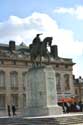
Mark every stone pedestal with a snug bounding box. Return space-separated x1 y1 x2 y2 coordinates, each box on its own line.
24 66 62 116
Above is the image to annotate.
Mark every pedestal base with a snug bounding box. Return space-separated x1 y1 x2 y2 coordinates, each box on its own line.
24 114 83 125
24 105 62 117
24 66 63 116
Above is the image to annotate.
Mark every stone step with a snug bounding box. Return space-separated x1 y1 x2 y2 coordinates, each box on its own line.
24 114 83 125
56 114 83 125
0 114 83 125
0 117 27 125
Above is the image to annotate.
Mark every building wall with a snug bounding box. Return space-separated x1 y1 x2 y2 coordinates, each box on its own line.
0 60 29 110
53 63 75 100
0 58 75 111
74 77 83 103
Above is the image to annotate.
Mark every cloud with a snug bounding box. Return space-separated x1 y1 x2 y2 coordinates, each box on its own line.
0 13 59 44
54 6 83 20
0 12 83 77
54 7 75 15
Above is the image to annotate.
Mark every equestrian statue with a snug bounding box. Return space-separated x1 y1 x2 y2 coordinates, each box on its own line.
29 34 53 65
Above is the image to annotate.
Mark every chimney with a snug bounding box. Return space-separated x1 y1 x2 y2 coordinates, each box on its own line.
9 40 16 51
51 45 58 58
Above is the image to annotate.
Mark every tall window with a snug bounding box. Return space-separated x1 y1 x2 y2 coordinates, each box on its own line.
22 72 27 90
0 71 5 88
75 89 78 95
56 73 61 91
10 71 18 89
0 94 5 109
23 94 26 107
11 94 18 107
64 74 70 90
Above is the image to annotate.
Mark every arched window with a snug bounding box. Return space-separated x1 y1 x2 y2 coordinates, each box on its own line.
10 71 18 89
64 74 70 90
56 73 61 91
0 71 5 88
22 72 27 90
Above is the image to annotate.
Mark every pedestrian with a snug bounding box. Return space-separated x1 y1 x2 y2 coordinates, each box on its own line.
7 105 11 116
79 101 83 112
76 103 80 112
12 104 16 116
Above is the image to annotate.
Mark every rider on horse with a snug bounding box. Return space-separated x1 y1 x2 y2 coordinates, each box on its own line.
30 34 52 65
32 34 42 45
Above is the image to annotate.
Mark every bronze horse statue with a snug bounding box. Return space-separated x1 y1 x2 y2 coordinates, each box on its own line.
29 36 53 65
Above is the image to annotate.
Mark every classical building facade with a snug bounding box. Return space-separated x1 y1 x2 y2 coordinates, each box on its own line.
73 76 83 103
0 41 75 111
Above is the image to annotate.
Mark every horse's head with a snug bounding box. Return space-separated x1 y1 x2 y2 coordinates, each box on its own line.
43 37 53 47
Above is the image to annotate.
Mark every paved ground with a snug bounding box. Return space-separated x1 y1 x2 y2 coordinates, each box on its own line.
0 110 22 117
0 110 83 117
0 111 83 125
70 120 83 125
24 112 83 118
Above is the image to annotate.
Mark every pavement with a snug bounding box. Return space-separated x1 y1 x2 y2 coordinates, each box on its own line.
24 112 83 118
0 110 82 117
0 110 22 117
0 111 83 125
69 120 83 125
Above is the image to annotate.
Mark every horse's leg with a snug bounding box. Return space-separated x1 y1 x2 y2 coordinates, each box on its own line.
31 56 34 67
47 52 50 64
31 54 36 68
40 47 42 66
39 55 41 66
48 55 50 64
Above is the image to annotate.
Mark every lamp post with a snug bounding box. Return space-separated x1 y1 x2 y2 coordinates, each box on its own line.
78 76 83 102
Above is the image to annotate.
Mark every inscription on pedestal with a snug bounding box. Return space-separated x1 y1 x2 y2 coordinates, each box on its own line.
46 69 57 105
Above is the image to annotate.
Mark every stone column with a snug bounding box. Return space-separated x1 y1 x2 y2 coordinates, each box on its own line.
60 73 65 96
5 70 11 109
18 71 23 110
69 74 75 96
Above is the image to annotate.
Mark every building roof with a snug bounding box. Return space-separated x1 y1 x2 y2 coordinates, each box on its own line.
0 41 75 65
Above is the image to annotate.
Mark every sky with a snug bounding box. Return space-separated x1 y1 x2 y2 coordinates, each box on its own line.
0 0 83 77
